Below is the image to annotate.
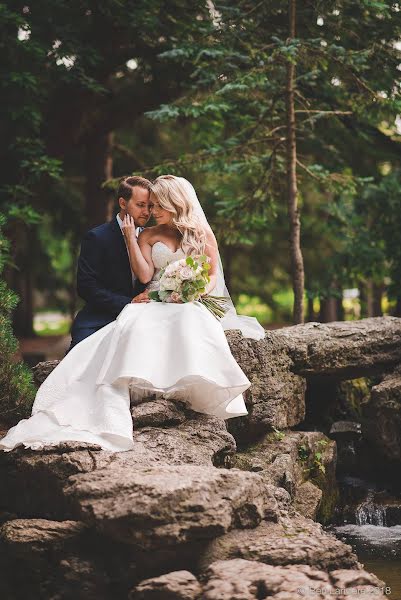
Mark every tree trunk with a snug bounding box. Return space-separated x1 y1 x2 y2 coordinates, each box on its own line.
4 224 36 338
307 296 315 322
366 279 375 317
336 294 345 321
373 282 383 317
286 0 304 324
359 280 383 318
84 131 115 230
393 295 401 317
319 296 338 323
10 269 35 338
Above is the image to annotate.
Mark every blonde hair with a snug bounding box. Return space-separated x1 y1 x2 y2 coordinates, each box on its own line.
150 175 207 255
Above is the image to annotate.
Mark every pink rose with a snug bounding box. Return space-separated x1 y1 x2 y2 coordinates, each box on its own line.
179 266 194 280
169 291 182 303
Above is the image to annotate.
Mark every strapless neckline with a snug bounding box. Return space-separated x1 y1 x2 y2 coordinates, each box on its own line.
152 241 183 255
151 240 186 274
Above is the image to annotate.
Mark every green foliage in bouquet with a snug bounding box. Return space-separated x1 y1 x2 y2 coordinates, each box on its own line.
0 214 36 424
181 255 210 301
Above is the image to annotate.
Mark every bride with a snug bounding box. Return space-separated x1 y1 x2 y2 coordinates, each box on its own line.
0 176 264 453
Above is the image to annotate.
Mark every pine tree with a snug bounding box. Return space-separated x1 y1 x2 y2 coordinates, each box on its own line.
146 0 401 322
0 214 36 424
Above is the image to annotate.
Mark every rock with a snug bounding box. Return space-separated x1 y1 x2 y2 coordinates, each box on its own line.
32 360 60 386
4 517 204 597
330 421 362 437
267 452 297 496
2 317 397 598
130 570 202 600
0 414 236 518
294 481 322 520
132 412 236 467
233 431 338 522
204 559 385 600
330 568 385 590
150 558 384 600
0 518 87 549
226 331 307 438
0 444 114 519
64 465 280 548
197 513 359 572
329 421 363 475
280 317 401 378
131 398 186 428
364 367 401 463
0 518 101 599
299 432 338 523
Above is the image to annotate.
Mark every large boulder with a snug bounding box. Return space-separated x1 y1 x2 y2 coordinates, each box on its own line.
227 317 401 440
279 317 401 378
32 360 61 386
233 430 338 522
0 518 139 599
64 465 280 548
131 408 236 467
0 410 236 518
129 570 202 600
131 558 385 600
363 365 401 463
226 331 306 438
197 513 359 572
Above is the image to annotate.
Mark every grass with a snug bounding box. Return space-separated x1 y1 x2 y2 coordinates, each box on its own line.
34 311 71 337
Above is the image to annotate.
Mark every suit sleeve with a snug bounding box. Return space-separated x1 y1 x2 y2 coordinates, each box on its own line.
77 231 132 316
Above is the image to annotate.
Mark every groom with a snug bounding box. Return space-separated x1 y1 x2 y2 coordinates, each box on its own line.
69 176 152 350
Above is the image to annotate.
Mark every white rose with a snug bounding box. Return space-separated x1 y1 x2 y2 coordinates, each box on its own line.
178 266 194 281
160 276 179 291
164 263 178 276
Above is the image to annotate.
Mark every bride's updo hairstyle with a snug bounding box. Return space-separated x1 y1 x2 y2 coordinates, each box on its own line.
150 175 207 255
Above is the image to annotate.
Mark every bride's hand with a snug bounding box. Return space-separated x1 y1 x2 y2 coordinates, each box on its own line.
122 214 136 241
132 290 150 303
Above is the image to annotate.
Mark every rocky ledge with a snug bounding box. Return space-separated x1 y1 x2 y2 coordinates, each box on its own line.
2 316 400 599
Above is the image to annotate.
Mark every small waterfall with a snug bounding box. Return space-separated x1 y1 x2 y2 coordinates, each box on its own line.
355 491 387 526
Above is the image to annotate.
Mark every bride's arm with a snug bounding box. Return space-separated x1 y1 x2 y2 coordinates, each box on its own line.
204 229 218 295
122 216 155 284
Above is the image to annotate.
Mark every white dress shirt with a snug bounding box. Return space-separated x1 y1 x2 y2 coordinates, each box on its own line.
116 214 141 286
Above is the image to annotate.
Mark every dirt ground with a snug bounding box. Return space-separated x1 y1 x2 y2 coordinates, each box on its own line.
17 335 71 362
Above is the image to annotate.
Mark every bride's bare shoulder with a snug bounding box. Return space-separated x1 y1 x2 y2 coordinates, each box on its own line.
139 225 162 243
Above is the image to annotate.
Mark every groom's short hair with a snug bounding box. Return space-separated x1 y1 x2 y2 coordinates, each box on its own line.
118 176 152 201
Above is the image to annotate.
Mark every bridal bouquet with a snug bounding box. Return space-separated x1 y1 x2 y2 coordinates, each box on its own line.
148 255 230 319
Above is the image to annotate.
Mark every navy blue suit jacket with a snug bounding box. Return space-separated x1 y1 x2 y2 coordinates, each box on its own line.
72 218 145 331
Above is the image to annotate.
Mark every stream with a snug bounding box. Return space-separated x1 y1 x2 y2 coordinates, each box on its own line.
329 476 401 598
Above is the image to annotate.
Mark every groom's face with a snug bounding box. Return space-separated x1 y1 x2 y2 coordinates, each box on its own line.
120 186 151 226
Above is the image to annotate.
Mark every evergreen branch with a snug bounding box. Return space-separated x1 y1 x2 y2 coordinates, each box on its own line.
295 110 353 115
296 159 321 180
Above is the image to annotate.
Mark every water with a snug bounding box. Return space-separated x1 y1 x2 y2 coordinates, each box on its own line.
330 476 401 598
332 525 401 598
355 490 387 526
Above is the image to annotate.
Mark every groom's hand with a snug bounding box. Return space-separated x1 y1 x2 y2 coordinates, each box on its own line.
132 290 150 303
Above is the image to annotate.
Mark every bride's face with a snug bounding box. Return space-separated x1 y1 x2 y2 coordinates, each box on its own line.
151 194 174 226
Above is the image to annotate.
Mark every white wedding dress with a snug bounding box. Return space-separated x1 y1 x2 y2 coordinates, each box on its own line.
0 242 251 453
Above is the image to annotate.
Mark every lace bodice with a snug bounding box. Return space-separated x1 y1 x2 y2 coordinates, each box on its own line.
148 241 186 290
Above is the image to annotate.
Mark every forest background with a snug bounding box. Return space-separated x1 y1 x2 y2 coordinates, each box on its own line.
1 0 401 409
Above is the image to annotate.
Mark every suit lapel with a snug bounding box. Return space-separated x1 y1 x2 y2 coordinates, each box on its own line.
108 218 132 280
